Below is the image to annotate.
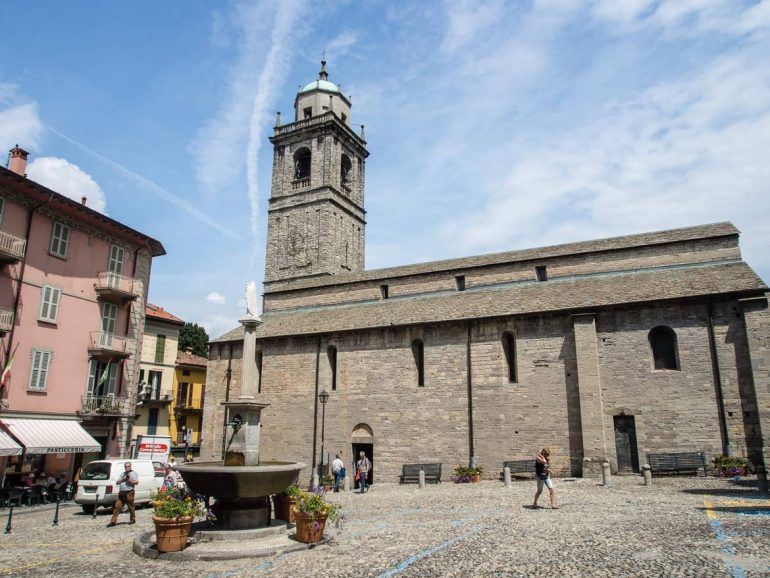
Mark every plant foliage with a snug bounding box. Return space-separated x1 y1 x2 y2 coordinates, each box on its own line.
151 487 206 519
179 322 210 358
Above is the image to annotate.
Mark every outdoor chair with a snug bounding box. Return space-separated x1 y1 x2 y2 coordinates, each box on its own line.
26 486 43 506
8 487 24 507
0 488 8 508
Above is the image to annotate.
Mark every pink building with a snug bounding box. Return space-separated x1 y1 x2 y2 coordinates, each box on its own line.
0 146 165 485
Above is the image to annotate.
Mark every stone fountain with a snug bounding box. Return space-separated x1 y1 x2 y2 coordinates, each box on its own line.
176 283 305 530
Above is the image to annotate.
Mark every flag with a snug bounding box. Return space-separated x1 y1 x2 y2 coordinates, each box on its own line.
97 361 112 389
1 342 19 387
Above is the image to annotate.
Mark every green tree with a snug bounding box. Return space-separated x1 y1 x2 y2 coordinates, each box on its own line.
179 322 209 358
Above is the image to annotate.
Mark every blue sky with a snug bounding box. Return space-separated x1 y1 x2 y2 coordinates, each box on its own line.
1 0 769 338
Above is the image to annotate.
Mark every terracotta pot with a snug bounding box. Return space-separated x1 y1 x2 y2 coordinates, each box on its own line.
471 474 481 483
293 509 328 544
153 515 193 553
274 494 296 523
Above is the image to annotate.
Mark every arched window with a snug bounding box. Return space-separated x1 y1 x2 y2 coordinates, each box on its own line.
256 350 263 393
327 345 337 391
502 331 517 383
649 326 679 370
293 147 311 180
341 154 352 184
411 339 425 387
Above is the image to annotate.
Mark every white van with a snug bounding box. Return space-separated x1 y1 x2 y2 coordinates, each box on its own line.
75 459 165 514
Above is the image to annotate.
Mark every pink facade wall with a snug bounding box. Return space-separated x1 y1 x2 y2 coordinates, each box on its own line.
1 195 144 419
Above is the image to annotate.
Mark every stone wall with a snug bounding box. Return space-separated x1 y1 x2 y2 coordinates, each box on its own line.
202 298 762 482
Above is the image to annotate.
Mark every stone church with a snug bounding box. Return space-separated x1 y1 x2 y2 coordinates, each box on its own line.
201 61 770 483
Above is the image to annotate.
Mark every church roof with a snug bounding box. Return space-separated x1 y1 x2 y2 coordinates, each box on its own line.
211 260 766 342
301 79 341 94
264 222 740 294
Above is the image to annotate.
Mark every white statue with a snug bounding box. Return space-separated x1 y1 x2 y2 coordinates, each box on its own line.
245 281 258 317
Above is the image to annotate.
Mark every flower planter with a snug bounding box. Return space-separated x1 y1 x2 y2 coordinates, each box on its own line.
153 515 193 553
470 474 481 483
717 467 749 477
274 494 296 524
293 509 328 544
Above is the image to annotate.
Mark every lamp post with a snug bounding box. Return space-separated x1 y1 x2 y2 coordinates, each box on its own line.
318 389 330 480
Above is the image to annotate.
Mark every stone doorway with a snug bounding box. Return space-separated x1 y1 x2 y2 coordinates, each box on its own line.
614 415 639 473
352 443 373 488
351 423 374 488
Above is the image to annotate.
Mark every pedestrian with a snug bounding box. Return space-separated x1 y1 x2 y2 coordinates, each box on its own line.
162 464 177 491
332 454 345 492
356 451 371 494
533 448 558 509
108 462 138 526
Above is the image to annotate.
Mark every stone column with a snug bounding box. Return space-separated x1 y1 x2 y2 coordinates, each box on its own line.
572 313 608 477
739 295 770 483
239 314 260 399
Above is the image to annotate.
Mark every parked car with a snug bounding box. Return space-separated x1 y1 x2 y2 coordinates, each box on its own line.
75 459 165 514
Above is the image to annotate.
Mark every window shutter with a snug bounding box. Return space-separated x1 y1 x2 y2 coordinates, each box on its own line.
40 286 51 320
29 350 41 389
39 351 51 389
49 288 61 321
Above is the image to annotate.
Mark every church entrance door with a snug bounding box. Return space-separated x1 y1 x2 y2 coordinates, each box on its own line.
352 443 373 489
614 415 639 473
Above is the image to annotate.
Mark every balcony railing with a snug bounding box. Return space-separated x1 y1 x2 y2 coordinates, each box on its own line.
0 230 27 263
175 396 204 411
0 307 13 333
80 394 130 416
88 331 130 358
94 272 141 302
291 178 310 190
141 389 172 403
175 432 201 445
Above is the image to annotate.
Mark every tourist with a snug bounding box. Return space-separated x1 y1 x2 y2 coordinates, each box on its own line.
533 448 558 509
107 462 138 527
332 454 345 492
162 464 178 491
356 451 371 494
23 473 35 488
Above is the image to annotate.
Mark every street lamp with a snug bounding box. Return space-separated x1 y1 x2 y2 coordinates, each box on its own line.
318 389 330 479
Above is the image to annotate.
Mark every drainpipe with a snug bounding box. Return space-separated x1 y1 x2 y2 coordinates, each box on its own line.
3 195 53 371
466 322 476 468
220 344 233 458
311 338 321 482
707 301 731 456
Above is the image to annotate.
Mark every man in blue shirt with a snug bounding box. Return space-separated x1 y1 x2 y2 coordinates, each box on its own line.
108 462 139 526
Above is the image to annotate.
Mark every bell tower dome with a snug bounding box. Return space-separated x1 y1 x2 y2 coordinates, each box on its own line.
264 60 368 288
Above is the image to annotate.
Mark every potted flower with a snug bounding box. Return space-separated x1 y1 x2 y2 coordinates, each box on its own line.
319 475 334 491
712 456 751 477
291 487 342 544
452 465 484 483
151 487 205 553
274 482 301 524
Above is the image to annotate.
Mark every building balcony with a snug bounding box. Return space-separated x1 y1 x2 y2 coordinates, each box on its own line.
291 177 310 190
0 230 27 264
80 394 130 417
0 307 14 334
88 332 131 359
174 432 201 445
175 397 204 412
94 272 141 302
139 389 172 405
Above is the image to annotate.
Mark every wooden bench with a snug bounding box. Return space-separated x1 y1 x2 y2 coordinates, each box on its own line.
501 460 537 479
400 463 442 484
647 452 707 475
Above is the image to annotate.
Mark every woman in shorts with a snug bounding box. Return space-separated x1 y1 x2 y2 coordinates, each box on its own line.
533 448 558 509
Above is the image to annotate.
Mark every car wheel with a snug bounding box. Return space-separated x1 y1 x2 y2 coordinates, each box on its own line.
81 504 95 515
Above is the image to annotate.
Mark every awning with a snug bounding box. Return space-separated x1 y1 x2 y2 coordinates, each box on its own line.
0 418 101 454
0 428 22 456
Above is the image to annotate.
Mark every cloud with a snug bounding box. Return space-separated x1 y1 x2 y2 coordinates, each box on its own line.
0 88 44 153
326 30 358 58
206 291 227 305
26 156 108 213
200 314 240 341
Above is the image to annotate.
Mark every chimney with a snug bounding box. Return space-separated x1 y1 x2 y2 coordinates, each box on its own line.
185 347 193 354
8 145 29 176
81 196 87 206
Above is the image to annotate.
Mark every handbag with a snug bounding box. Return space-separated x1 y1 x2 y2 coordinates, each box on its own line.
340 467 347 478
355 469 360 481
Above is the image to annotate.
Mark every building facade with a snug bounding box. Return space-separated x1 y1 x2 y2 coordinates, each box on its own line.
171 350 207 459
0 147 165 483
133 304 183 448
201 63 770 484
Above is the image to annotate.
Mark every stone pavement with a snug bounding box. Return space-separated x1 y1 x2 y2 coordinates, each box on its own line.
0 476 768 577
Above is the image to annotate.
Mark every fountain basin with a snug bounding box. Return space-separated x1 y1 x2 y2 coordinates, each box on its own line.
176 461 305 500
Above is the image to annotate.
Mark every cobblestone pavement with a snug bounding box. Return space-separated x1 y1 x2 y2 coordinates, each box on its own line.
0 476 768 577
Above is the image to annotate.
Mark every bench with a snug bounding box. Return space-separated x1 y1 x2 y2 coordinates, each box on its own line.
501 460 537 479
647 452 707 475
400 463 442 484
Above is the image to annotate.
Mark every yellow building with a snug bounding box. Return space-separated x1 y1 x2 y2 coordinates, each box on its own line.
171 349 207 459
132 304 184 448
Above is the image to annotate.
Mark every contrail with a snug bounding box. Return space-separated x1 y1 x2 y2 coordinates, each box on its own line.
1 96 239 240
246 0 306 237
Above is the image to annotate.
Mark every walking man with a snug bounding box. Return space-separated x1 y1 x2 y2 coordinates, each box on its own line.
356 451 371 494
533 448 558 509
332 454 345 492
108 461 138 526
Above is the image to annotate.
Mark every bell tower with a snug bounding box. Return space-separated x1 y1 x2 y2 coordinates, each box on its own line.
264 59 368 287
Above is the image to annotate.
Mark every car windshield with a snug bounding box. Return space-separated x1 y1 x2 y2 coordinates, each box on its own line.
80 462 113 481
